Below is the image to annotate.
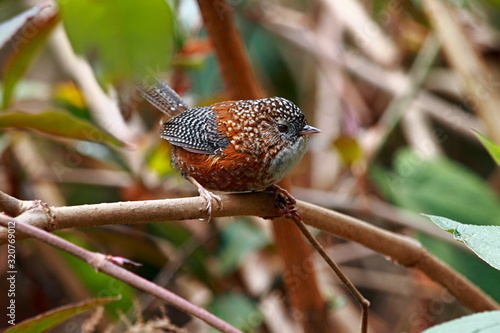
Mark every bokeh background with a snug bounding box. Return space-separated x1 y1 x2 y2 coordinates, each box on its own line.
1 0 500 332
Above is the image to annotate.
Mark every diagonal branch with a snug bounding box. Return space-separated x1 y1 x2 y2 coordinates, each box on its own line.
298 201 500 313
0 214 242 333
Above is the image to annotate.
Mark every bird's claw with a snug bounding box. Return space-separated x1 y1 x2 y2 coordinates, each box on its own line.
187 176 222 222
267 185 302 221
197 186 222 222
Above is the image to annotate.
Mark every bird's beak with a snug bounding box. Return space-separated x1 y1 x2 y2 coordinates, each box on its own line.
299 124 321 135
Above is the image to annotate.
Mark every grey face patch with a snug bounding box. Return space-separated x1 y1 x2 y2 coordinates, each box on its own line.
266 135 308 184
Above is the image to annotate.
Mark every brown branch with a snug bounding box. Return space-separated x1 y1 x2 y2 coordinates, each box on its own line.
0 191 27 217
1 191 498 313
297 201 500 313
196 0 263 100
0 214 243 333
0 192 278 242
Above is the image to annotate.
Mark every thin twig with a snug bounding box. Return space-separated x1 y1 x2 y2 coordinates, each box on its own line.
293 187 467 248
0 214 242 333
289 215 370 333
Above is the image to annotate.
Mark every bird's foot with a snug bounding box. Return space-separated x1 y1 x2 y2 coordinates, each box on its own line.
197 186 222 221
267 184 301 221
188 176 222 221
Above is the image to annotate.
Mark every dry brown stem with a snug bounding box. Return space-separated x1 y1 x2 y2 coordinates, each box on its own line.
1 191 498 313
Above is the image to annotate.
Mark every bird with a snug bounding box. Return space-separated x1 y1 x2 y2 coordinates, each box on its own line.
139 78 320 218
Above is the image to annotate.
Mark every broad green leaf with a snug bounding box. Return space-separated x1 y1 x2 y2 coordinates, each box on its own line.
424 215 500 270
422 311 500 333
0 6 41 49
218 218 269 275
58 0 174 83
1 7 59 109
475 131 500 166
0 111 125 147
4 297 119 333
208 293 262 332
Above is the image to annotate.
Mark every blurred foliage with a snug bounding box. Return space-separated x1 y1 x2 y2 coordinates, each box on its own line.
57 0 175 84
0 111 125 146
371 149 500 226
475 131 500 166
3 297 119 333
1 0 500 332
207 292 262 333
217 218 269 276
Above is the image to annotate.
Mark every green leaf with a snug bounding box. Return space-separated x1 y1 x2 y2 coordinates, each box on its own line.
422 311 500 333
1 7 59 109
370 149 500 226
58 0 175 83
475 131 500 166
424 215 500 270
208 293 262 332
218 218 269 275
0 111 125 147
4 297 119 333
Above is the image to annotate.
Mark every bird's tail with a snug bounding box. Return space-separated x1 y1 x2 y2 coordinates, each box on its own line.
138 78 189 118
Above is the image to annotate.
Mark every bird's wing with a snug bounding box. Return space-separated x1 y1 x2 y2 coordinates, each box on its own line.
160 106 229 154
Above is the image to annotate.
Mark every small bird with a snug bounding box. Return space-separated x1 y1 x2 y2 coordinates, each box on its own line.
139 78 320 217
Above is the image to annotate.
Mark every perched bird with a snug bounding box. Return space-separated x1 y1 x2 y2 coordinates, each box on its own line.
139 78 320 217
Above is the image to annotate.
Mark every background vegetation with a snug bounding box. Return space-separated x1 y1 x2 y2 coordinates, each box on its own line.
1 0 500 332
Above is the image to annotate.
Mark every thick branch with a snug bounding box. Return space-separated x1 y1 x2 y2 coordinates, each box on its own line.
1 192 498 313
0 215 242 333
0 193 278 242
297 201 500 313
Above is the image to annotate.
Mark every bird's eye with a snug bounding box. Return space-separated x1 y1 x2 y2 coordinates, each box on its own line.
277 124 288 132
